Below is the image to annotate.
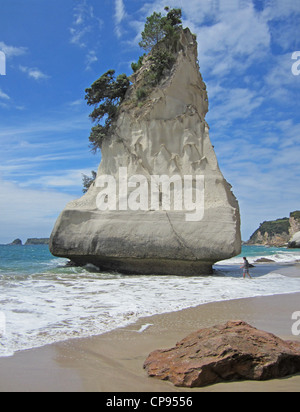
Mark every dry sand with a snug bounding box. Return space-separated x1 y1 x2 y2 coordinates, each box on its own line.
0 292 300 392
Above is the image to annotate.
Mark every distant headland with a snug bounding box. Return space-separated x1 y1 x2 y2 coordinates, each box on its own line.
8 238 50 246
246 211 300 248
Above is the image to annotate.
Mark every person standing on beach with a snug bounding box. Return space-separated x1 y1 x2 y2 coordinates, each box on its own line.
240 257 252 279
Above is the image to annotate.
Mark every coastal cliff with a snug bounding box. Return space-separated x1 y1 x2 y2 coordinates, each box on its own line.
247 211 300 247
25 238 49 245
49 28 241 275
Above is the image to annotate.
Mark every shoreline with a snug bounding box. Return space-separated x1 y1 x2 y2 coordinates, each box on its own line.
0 290 300 392
0 261 298 357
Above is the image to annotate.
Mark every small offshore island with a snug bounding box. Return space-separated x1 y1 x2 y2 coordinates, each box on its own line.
50 19 241 275
8 238 50 246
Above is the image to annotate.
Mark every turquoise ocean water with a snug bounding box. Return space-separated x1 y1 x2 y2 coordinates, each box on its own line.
0 244 300 357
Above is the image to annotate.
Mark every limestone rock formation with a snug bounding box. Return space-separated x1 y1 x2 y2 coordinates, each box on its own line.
247 217 290 247
49 28 241 275
288 211 300 248
143 320 300 387
247 211 300 247
288 231 300 248
289 211 300 237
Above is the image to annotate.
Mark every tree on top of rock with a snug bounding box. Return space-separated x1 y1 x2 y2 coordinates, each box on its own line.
84 7 182 155
85 70 130 152
139 7 182 52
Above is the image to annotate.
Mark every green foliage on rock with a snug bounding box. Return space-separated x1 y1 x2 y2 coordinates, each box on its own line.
138 7 182 52
82 170 97 193
250 218 290 240
290 210 300 220
85 70 130 151
131 54 146 73
84 7 183 153
136 87 148 101
139 11 167 52
132 7 182 102
145 48 175 86
132 7 182 83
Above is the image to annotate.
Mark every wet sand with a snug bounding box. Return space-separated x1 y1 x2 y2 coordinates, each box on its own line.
0 291 299 392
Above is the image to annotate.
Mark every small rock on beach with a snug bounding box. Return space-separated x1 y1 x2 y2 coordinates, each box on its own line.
143 320 300 387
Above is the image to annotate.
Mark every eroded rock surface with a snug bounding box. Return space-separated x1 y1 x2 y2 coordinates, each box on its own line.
50 28 241 275
289 231 300 248
144 320 300 387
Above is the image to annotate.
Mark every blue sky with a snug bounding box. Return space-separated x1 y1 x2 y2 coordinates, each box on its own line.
0 0 299 244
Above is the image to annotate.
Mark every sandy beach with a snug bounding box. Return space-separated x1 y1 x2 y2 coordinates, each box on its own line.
0 288 299 392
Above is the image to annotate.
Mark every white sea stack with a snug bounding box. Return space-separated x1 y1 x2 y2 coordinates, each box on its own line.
288 231 300 248
50 28 241 275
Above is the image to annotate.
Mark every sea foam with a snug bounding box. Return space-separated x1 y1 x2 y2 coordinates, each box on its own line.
0 245 300 357
1 266 300 357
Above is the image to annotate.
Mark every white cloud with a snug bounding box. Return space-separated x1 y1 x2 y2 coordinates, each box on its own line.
0 41 27 58
69 0 103 48
115 0 126 23
269 19 299 52
0 146 95 180
0 88 10 100
210 114 300 240
262 53 300 103
20 168 95 189
70 0 93 47
68 98 85 107
195 4 271 78
215 150 300 240
114 0 127 38
207 85 264 128
0 177 74 244
69 0 103 69
0 88 10 108
0 113 96 184
0 113 89 139
129 1 271 78
70 26 90 48
262 0 300 20
85 49 98 70
19 65 50 81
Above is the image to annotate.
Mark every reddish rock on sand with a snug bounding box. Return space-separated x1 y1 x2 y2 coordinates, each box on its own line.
143 320 300 387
